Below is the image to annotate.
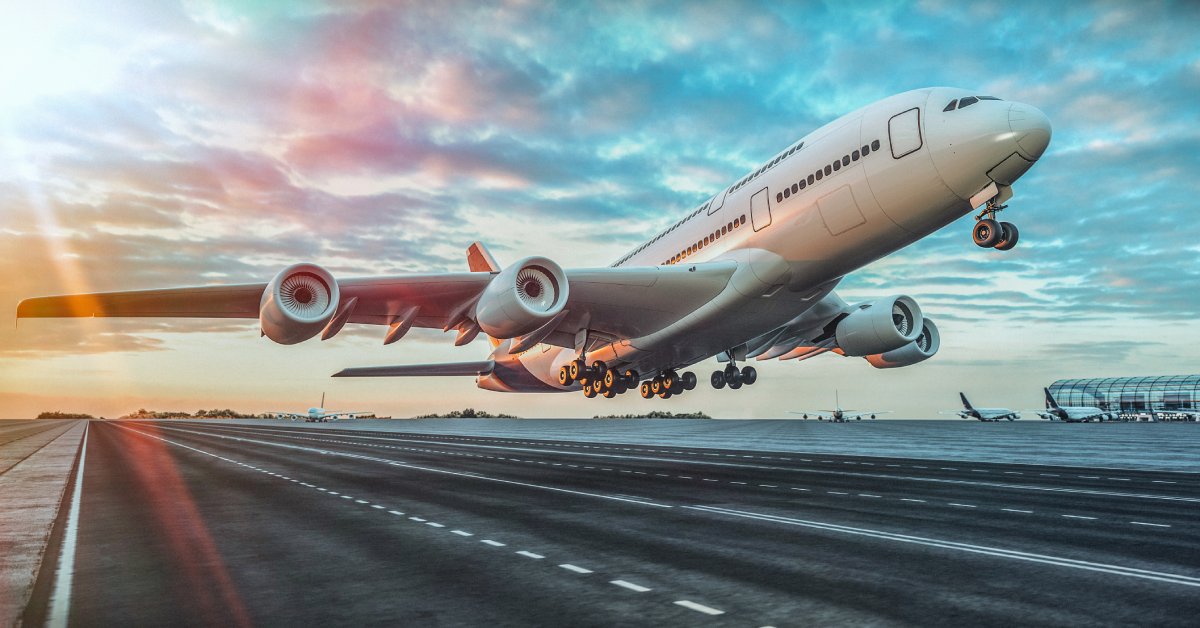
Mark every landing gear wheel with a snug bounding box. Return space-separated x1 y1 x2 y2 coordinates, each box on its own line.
591 361 608 379
591 379 605 397
662 371 677 393
740 366 757 386
603 370 617 390
624 369 639 388
727 370 743 388
583 384 597 398
711 371 726 389
681 371 697 391
994 221 1019 250
640 382 653 399
568 359 584 381
603 388 617 399
728 378 743 390
650 378 662 395
558 366 572 386
973 219 1002 248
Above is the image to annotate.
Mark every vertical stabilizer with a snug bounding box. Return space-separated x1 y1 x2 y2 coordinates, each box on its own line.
1044 387 1060 409
320 392 325 409
959 392 973 410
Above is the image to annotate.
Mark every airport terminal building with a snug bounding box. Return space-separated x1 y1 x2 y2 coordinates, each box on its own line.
1049 375 1200 421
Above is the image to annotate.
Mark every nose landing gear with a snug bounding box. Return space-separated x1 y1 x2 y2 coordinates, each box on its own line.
711 363 757 391
972 198 1019 251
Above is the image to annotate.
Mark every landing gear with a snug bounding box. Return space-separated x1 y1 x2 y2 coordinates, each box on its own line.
711 362 756 391
973 198 1020 251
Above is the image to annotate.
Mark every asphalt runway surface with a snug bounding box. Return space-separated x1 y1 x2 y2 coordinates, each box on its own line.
30 420 1200 626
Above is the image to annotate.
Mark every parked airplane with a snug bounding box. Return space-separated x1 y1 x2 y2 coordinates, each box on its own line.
17 87 1050 401
271 393 372 422
787 392 890 422
945 392 1021 421
1034 388 1115 422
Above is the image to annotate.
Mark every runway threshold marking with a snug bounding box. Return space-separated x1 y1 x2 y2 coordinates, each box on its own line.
687 505 1200 587
47 422 89 628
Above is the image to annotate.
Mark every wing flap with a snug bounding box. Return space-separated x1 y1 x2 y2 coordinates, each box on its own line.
332 360 495 378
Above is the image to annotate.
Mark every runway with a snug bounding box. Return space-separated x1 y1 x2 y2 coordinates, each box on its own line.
30 420 1200 626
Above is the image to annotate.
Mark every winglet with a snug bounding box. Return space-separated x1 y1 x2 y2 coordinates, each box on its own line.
466 242 501 273
959 392 973 410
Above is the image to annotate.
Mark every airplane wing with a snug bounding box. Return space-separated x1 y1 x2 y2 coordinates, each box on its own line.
786 410 834 418
841 411 891 419
17 253 737 349
269 412 306 420
333 361 496 378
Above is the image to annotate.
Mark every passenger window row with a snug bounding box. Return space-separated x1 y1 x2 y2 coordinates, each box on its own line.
775 139 880 204
731 141 805 194
664 214 747 265
614 197 715 266
943 95 1000 112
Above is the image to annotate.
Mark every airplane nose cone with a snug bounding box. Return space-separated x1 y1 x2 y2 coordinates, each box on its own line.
1009 102 1051 160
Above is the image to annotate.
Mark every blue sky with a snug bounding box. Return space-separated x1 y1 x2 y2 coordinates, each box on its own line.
1 0 1197 418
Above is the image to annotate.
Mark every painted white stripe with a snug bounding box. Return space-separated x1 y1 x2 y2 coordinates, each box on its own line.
858 494 880 498
516 550 544 559
409 517 427 522
451 530 473 536
1130 521 1170 528
1002 508 1033 514
610 580 651 592
687 505 1200 587
949 503 977 508
354 499 369 504
388 510 405 516
674 600 724 616
481 540 506 547
371 505 386 509
559 564 593 574
1062 515 1097 520
47 422 89 628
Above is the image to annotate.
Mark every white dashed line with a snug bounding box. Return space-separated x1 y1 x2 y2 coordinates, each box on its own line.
1131 521 1171 528
451 530 473 537
481 540 506 547
1152 480 1176 484
759 484 777 488
388 510 405 516
516 551 545 559
675 600 725 616
949 503 977 508
1002 508 1033 514
828 491 848 495
371 505 386 510
559 564 593 574
355 499 369 504
900 498 926 503
425 522 445 528
1040 474 1060 477
610 580 651 592
790 487 810 492
1062 515 1097 520
409 517 427 522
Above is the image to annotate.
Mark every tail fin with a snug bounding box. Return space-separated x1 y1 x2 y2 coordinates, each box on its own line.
959 392 973 410
320 392 325 408
1044 387 1060 409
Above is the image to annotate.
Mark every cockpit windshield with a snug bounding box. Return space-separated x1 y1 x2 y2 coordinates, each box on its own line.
943 95 1001 112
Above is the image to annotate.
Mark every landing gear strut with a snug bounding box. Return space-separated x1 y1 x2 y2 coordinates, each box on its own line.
972 198 1019 250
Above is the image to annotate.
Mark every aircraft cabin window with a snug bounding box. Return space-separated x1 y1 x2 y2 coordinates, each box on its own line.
842 155 850 166
807 174 814 185
815 170 823 181
832 160 841 172
791 183 798 193
777 192 784 202
799 179 807 189
739 214 746 224
871 139 880 151
959 96 978 108
823 165 832 175
862 144 870 156
852 149 860 160
943 99 958 112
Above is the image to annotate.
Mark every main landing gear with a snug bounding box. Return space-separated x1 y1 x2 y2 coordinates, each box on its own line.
638 369 697 400
559 359 641 399
972 198 1019 251
710 363 757 390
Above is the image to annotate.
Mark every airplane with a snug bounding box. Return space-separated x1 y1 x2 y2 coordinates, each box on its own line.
1033 388 1116 422
944 392 1021 421
787 391 890 422
17 87 1051 401
271 393 373 422
274 395 371 422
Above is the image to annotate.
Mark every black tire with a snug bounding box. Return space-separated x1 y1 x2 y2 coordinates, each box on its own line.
568 360 582 381
640 382 653 399
681 371 697 390
995 221 1019 250
724 364 739 379
663 373 677 393
603 388 616 399
973 219 1002 247
650 378 662 394
583 385 596 398
592 361 608 377
711 371 726 389
741 366 757 385
624 369 639 387
603 370 616 389
728 379 743 390
558 366 572 386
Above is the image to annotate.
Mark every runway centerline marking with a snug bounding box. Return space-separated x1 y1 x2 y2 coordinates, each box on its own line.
559 564 593 574
481 540 506 547
611 580 651 592
675 600 724 616
516 551 545 559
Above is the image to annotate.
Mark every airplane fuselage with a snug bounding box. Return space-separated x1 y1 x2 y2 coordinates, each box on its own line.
481 87 1049 392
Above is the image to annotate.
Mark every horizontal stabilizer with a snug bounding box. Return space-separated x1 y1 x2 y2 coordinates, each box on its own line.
332 360 495 378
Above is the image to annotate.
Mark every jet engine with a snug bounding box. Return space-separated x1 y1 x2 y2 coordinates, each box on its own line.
476 257 569 339
259 263 340 344
865 318 940 369
834 295 923 357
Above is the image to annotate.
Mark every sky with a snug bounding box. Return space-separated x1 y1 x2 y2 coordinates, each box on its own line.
1 0 1198 419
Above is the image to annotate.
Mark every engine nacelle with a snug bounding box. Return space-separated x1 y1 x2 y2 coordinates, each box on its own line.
476 256 569 339
834 295 923 357
259 263 340 345
866 318 940 369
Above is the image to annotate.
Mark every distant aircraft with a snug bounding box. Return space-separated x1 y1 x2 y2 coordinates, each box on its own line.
788 391 891 422
271 393 372 423
1033 388 1115 422
945 392 1020 421
18 88 1050 401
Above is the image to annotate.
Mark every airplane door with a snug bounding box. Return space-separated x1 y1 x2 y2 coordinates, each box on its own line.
750 187 772 231
888 107 922 159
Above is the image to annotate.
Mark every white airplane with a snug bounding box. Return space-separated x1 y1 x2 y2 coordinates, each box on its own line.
17 87 1051 401
945 392 1021 421
1034 388 1116 422
271 393 372 422
787 391 890 422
